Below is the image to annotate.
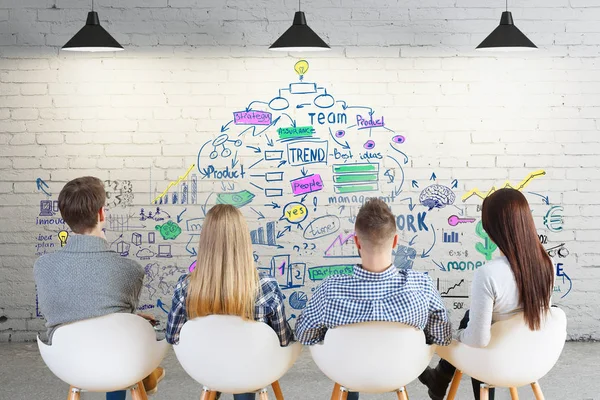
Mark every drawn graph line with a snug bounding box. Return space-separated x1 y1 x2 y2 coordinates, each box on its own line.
153 164 196 204
461 170 546 202
437 278 469 298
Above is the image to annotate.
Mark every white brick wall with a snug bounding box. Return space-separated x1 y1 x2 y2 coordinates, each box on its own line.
0 0 599 341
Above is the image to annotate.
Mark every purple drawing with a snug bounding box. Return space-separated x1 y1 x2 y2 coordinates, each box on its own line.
392 135 405 144
357 114 385 130
448 215 476 227
419 184 456 210
335 130 345 138
363 140 376 150
233 110 272 126
291 174 324 196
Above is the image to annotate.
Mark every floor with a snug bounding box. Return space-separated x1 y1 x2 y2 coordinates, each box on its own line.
1 342 598 399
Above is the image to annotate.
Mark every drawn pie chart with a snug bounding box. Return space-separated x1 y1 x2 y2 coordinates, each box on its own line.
289 291 308 310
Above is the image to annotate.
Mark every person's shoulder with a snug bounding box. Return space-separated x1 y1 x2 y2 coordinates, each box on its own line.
404 269 434 285
33 252 57 274
476 257 511 277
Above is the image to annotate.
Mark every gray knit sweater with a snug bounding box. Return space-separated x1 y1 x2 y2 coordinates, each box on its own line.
33 234 144 344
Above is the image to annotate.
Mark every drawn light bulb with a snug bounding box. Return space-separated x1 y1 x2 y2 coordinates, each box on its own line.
294 60 309 81
58 230 69 247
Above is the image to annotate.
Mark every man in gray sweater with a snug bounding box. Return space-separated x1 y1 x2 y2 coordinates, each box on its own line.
34 176 164 399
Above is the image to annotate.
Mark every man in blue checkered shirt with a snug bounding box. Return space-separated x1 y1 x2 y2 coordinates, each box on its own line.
295 199 452 400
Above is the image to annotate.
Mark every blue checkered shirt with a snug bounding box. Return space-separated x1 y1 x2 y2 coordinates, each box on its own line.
166 272 294 346
295 264 452 346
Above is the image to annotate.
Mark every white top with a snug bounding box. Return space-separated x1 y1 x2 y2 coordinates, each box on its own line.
456 256 522 348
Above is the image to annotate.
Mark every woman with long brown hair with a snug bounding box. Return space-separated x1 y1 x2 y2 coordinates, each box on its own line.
420 188 555 400
165 204 293 400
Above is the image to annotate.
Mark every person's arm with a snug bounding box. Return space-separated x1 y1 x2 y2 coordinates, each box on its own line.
424 277 452 346
456 268 495 347
127 260 145 312
265 282 294 347
165 275 188 345
295 282 328 345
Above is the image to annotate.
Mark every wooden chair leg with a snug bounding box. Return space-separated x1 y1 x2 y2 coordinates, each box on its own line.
510 387 519 400
200 387 212 400
259 388 269 400
446 370 463 400
340 387 348 400
330 383 341 400
272 380 284 400
531 382 545 400
131 381 148 400
208 391 218 400
480 383 489 400
396 387 409 400
67 387 80 400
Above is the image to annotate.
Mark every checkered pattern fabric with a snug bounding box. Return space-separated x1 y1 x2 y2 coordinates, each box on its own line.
166 272 293 346
295 264 452 346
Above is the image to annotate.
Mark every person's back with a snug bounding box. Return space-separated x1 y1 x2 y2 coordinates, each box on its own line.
295 198 451 346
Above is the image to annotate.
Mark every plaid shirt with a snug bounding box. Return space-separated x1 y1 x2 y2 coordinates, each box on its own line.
295 264 452 346
166 272 294 346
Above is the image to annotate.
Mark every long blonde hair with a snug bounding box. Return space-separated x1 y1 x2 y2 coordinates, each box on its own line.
186 204 258 320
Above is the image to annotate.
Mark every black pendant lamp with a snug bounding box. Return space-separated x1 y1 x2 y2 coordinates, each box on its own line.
476 1 537 51
62 0 123 52
269 0 330 52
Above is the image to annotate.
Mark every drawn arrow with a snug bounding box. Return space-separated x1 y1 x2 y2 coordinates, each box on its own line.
338 205 345 214
384 169 394 183
265 202 280 209
433 261 446 272
388 155 405 193
221 120 233 132
278 160 287 168
409 235 418 246
389 143 409 164
412 180 419 189
36 178 51 196
336 101 374 114
251 207 265 220
399 197 417 212
176 208 187 223
336 100 348 110
301 167 308 177
238 126 256 138
266 135 274 147
246 145 261 153
196 140 212 173
186 236 197 256
246 101 269 111
282 113 296 127
277 226 291 239
156 299 169 314
300 195 308 204
430 173 437 181
329 127 351 150
220 181 227 191
528 192 550 205
255 116 281 137
231 151 239 169
451 179 459 189
296 103 311 108
421 224 436 259
452 205 465 216
227 182 235 190
201 192 214 216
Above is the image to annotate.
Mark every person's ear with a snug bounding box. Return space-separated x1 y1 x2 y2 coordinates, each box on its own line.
98 206 106 223
392 234 399 249
353 233 361 250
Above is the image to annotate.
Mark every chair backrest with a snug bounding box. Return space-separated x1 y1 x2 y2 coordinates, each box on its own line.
310 322 435 393
437 307 567 387
37 313 169 392
173 315 302 393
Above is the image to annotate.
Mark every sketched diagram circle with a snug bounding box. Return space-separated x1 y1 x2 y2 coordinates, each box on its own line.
419 185 456 210
289 291 308 310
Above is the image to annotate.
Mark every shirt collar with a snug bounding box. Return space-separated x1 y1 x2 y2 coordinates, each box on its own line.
353 264 399 280
62 234 111 253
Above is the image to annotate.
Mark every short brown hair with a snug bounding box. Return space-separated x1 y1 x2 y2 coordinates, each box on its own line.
355 199 397 247
58 176 106 234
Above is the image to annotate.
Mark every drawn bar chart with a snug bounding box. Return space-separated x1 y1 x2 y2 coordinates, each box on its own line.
250 222 277 246
332 163 380 194
443 231 459 243
437 278 470 298
155 172 198 206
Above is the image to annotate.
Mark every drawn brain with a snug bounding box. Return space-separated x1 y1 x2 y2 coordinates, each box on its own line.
419 185 456 210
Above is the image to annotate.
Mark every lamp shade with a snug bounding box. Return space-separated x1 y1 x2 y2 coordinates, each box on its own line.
62 11 124 52
269 11 330 52
476 11 537 51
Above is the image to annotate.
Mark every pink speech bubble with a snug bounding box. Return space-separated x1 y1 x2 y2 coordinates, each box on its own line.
291 174 324 196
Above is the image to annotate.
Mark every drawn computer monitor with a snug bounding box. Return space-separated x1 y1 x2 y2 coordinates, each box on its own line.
39 200 54 217
156 244 172 258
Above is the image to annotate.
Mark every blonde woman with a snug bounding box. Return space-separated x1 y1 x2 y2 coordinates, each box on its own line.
166 204 293 400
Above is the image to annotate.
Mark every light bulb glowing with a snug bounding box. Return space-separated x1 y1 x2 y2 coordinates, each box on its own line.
294 60 309 81
58 230 69 247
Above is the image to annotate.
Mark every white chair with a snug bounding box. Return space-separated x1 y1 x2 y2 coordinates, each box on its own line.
437 307 567 400
173 315 302 400
37 313 169 400
309 322 436 400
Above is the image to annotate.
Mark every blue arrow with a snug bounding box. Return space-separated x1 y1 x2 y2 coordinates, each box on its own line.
265 202 280 209
344 104 373 113
277 226 291 239
409 235 418 246
251 207 265 220
300 194 308 203
384 169 394 183
399 197 416 211
255 116 281 137
238 126 256 138
388 155 405 193
296 103 311 109
282 113 296 127
231 151 239 169
201 192 214 216
246 145 261 153
528 192 550 205
412 180 419 189
329 127 350 150
336 100 348 110
301 167 308 177
559 271 572 299
421 224 436 259
338 205 345 214
36 178 51 196
451 179 459 189
432 261 446 272
246 100 269 112
221 120 233 132
266 135 274 147
278 160 287 168
156 299 169 314
389 143 409 164
177 208 187 223
186 235 197 256
430 173 437 181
